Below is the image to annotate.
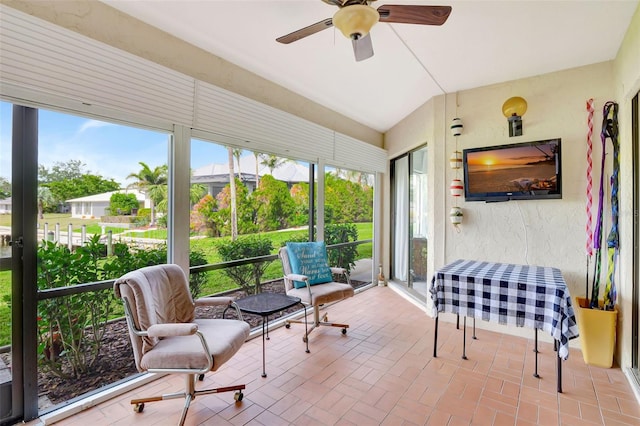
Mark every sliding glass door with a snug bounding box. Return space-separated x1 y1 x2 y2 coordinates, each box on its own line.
391 145 428 300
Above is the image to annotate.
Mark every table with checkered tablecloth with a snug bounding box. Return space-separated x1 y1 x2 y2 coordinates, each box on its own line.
430 259 579 392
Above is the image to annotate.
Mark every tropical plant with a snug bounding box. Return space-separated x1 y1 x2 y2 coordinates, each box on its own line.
260 154 287 174
216 179 256 236
252 174 295 232
126 162 168 225
325 223 359 273
216 235 273 294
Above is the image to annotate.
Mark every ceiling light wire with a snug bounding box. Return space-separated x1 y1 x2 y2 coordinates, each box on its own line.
389 25 447 94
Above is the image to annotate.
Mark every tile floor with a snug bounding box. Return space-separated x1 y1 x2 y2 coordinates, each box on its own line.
31 286 640 425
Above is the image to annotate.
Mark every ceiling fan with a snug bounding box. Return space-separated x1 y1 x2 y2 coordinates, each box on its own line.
276 1 452 62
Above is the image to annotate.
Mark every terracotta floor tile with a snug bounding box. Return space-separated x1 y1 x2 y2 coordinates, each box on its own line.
32 286 639 426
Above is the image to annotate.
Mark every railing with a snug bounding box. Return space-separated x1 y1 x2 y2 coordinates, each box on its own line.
35 240 371 300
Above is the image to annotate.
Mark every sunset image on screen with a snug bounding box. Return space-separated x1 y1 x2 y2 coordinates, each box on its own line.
465 142 559 195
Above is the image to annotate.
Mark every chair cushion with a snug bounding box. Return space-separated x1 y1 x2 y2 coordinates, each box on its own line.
139 318 250 372
286 242 333 289
286 281 354 306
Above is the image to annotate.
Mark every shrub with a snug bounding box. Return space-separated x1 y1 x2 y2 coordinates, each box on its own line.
109 192 140 215
325 223 358 273
216 235 273 294
36 236 208 379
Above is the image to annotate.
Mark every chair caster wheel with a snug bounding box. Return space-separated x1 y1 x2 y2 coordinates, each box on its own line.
234 391 244 402
134 403 145 413
285 323 291 329
198 374 205 381
342 328 347 335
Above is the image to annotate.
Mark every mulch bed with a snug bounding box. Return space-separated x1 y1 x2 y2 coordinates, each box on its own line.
1 279 368 409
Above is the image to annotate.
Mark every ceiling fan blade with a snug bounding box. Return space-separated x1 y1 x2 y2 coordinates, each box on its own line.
352 33 374 62
276 18 333 44
378 5 452 26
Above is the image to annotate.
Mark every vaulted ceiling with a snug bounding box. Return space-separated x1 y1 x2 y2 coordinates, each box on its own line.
102 0 638 133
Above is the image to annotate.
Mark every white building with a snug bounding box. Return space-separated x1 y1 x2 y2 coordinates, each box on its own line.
66 190 147 219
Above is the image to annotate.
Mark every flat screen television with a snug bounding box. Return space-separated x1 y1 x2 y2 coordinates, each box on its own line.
462 138 562 202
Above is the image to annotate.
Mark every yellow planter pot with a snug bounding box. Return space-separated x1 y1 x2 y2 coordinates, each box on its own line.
574 297 618 368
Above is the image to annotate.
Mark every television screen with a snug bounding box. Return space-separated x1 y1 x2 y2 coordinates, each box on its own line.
463 138 562 202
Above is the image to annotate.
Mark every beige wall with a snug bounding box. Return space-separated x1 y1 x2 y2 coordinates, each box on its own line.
385 4 640 369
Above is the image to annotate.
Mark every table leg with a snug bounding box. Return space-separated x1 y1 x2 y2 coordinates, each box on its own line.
462 316 468 360
533 329 539 378
557 339 562 393
303 305 310 353
265 315 270 340
433 316 439 357
472 318 477 340
261 317 267 378
456 314 459 330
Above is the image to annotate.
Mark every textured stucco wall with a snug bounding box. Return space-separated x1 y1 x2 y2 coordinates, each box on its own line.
613 3 640 371
387 61 619 350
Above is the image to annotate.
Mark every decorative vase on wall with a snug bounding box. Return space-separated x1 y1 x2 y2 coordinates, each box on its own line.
450 207 463 225
449 151 462 169
450 179 464 197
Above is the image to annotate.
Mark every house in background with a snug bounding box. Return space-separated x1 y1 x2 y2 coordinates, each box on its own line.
192 155 309 197
0 198 10 214
66 190 147 219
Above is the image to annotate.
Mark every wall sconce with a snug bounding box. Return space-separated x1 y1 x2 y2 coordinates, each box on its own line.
502 96 527 137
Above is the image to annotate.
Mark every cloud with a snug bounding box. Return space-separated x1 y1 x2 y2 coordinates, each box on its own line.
77 119 114 134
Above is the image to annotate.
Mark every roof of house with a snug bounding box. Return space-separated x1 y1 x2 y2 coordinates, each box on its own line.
192 155 309 183
66 189 145 203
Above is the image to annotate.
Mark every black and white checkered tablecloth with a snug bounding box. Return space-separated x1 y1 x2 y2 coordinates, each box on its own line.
430 259 579 360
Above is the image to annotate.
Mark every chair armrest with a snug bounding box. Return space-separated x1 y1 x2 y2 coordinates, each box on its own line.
194 296 233 307
146 323 198 338
330 267 347 275
285 273 309 282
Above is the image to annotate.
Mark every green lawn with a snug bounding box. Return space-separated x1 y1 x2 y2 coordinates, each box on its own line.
0 220 373 346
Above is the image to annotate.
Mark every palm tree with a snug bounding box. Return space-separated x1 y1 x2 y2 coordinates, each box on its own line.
260 154 287 175
37 186 54 219
126 162 167 226
253 151 261 190
227 147 238 240
233 149 243 181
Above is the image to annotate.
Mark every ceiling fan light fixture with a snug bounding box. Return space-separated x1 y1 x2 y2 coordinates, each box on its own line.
333 5 379 40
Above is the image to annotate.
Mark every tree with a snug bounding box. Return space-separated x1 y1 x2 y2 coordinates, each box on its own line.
37 186 54 219
38 160 120 210
0 177 10 199
227 147 238 240
290 182 309 227
252 175 295 231
45 175 120 209
39 160 85 183
260 154 287 174
324 172 373 224
252 151 261 189
233 149 243 181
216 178 256 236
126 162 167 226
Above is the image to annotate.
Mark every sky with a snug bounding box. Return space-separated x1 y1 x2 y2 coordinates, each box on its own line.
0 101 238 187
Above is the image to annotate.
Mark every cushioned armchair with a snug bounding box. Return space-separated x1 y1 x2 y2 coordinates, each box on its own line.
278 242 354 343
114 264 250 426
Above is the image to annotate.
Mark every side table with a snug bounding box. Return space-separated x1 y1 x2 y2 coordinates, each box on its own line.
233 293 308 377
